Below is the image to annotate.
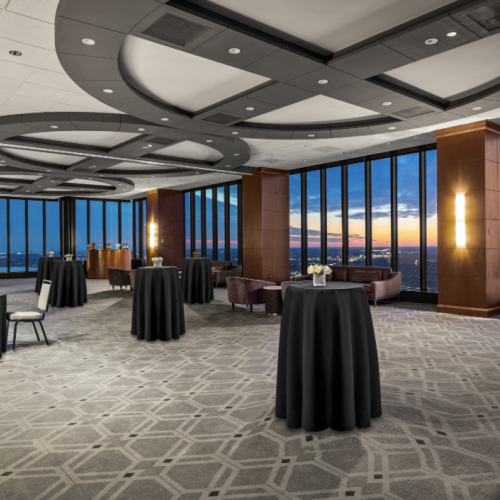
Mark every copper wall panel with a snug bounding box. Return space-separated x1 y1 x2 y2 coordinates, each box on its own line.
86 249 131 279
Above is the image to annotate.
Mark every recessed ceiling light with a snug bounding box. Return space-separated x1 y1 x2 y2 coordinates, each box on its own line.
308 134 315 137
388 126 396 130
82 38 96 45
138 128 145 131
245 107 254 111
232 131 239 135
46 170 51 172
50 125 58 129
226 165 231 167
228 48 241 54
473 106 482 110
38 185 42 187
304 144 310 147
50 181 55 183
318 79 328 84
447 32 457 37
103 89 113 93
142 146 148 149
302 160 307 162
234 154 239 156
386 142 392 145
89 166 96 168
26 190 30 192
148 144 152 147
161 117 169 121
206 139 213 142
339 152 344 155
267 153 273 156
9 50 21 56
425 38 438 45
195 172 200 174
383 102 392 106
118 184 122 186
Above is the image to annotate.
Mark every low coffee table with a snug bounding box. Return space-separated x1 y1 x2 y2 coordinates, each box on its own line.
264 286 283 315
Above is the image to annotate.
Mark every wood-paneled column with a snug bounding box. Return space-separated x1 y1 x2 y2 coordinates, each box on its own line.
242 167 290 284
146 189 183 268
436 120 500 317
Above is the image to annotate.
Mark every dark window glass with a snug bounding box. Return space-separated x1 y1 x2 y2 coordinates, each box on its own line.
206 189 213 260
397 152 420 288
195 190 201 254
76 200 87 260
142 200 146 258
326 167 342 266
10 199 26 271
0 199 7 272
185 193 191 257
426 150 438 290
307 170 320 267
90 201 103 247
217 187 225 260
371 158 391 267
28 200 43 270
134 200 139 257
230 184 238 264
106 201 119 247
348 162 365 266
289 173 301 276
46 201 60 257
121 201 132 248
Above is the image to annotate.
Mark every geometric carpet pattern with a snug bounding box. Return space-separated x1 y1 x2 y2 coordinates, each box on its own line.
0 278 500 500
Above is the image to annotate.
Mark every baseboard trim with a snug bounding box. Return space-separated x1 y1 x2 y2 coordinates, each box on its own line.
437 304 500 318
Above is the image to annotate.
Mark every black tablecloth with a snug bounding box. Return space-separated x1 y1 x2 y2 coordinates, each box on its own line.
35 256 62 293
132 267 185 341
0 293 6 358
276 281 381 432
182 258 214 304
49 260 88 307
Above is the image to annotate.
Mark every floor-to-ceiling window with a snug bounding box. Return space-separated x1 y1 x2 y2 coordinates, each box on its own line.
426 150 438 290
134 200 140 257
289 173 302 276
121 201 132 248
326 167 342 266
206 189 213 260
76 199 88 260
397 153 420 289
229 184 238 264
217 187 225 260
142 200 146 258
185 193 191 257
28 200 43 270
46 201 60 257
0 199 7 272
371 158 391 267
10 199 26 272
90 201 103 247
106 201 119 247
306 170 320 267
195 190 202 254
347 162 365 266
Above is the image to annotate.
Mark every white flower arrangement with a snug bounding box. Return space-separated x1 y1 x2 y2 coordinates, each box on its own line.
307 264 332 276
64 254 73 258
48 251 54 256
151 257 163 262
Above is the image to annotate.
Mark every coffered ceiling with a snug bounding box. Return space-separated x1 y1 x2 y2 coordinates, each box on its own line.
1 0 500 199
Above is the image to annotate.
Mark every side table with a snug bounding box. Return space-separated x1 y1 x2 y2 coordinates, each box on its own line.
264 286 283 315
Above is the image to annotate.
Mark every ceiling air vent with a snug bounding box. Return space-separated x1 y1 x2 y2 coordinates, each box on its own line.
148 137 177 146
142 13 212 47
391 105 435 119
468 2 500 31
201 113 242 125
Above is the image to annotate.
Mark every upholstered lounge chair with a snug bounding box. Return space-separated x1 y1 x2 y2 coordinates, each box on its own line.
211 261 243 286
226 277 276 312
108 268 131 290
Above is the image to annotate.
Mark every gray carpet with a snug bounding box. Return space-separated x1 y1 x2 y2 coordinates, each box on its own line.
0 278 499 500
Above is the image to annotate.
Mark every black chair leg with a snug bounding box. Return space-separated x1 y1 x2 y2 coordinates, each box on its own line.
32 322 40 341
13 322 18 350
39 322 49 346
250 304 253 312
232 303 234 310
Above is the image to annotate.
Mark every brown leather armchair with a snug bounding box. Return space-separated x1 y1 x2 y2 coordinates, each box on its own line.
108 268 131 290
226 277 276 312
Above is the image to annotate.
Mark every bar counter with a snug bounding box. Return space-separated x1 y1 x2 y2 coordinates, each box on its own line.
86 249 131 279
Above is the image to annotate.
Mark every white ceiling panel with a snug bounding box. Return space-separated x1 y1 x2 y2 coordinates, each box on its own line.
154 141 224 162
0 174 41 180
385 33 500 100
120 35 270 113
24 131 140 148
0 11 55 51
6 0 60 24
66 178 109 186
0 147 82 165
245 95 379 125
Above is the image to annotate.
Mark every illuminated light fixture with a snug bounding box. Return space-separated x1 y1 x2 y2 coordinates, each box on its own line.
147 144 152 147
161 117 169 121
302 160 307 162
425 38 438 45
245 107 254 111
447 32 457 37
388 126 396 130
232 131 239 134
9 50 21 56
383 102 392 106
50 180 55 183
142 146 148 149
138 128 145 131
226 165 231 167
234 153 239 156
473 106 482 110
82 38 95 45
206 139 213 142
318 79 328 84
149 222 157 248
90 165 96 168
308 134 315 137
386 142 392 145
228 48 241 54
46 170 51 172
456 192 465 247
267 153 273 156
26 190 30 192
103 89 113 93
339 152 344 155
50 125 58 129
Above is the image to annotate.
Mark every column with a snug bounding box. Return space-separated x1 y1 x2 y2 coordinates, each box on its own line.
242 167 290 284
436 120 500 317
146 189 184 268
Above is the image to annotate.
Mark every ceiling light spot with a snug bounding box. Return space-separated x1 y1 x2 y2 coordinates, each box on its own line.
339 152 344 155
473 106 482 110
302 160 307 162
425 38 438 45
46 170 51 172
148 144 152 147
234 154 239 156
388 126 396 130
195 172 200 174
447 32 457 37
138 128 145 131
232 131 239 135
386 142 392 145
161 117 169 121
26 190 30 192
142 146 148 149
103 89 113 93
37 185 42 187
206 139 213 142
9 50 21 56
228 48 241 54
267 153 273 156
383 102 392 106
89 166 96 168
118 184 122 186
50 125 58 129
318 79 328 84
50 181 55 183
82 38 96 45
245 107 254 111
308 134 315 137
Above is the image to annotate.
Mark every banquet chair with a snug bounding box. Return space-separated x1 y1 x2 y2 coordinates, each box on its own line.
7 280 51 350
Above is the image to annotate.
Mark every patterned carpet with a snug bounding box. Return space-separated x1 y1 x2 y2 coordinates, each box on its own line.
0 278 500 500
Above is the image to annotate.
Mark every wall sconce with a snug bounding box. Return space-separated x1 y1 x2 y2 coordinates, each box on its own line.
456 193 465 248
150 222 157 248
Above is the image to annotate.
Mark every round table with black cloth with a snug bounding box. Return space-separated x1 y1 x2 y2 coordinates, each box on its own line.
49 260 88 307
276 281 381 432
182 258 214 304
132 267 185 341
35 256 62 294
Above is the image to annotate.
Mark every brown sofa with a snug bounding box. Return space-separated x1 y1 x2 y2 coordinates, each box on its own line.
211 261 243 286
292 266 401 306
108 268 131 290
227 277 276 312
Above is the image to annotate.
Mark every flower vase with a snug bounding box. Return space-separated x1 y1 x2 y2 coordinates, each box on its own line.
153 259 163 268
65 256 72 261
313 274 326 287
